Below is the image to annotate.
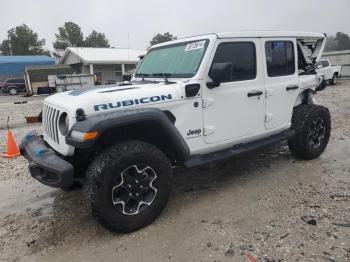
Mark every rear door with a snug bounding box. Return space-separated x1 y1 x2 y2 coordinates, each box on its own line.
263 39 299 130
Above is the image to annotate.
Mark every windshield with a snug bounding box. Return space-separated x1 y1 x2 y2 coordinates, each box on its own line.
135 39 209 78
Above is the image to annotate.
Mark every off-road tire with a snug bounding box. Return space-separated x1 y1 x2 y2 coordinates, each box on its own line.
330 74 338 85
288 104 331 160
86 140 172 233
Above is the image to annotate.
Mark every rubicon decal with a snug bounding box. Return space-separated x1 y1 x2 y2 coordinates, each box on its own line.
94 94 172 111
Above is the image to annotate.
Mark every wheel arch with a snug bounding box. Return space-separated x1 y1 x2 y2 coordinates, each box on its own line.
7 85 17 93
67 108 190 164
294 88 315 106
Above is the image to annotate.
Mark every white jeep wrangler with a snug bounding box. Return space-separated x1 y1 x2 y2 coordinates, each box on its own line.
20 31 331 232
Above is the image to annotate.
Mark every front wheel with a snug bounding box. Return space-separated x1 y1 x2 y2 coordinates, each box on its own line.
86 141 172 232
288 104 331 160
330 74 338 85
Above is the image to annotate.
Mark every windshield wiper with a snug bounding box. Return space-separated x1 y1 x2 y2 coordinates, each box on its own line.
137 73 150 81
152 73 173 84
135 73 161 84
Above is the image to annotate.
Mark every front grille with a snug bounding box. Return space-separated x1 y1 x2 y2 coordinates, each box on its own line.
42 104 60 144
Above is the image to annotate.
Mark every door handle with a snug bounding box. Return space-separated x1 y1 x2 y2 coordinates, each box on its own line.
247 90 263 97
286 85 298 91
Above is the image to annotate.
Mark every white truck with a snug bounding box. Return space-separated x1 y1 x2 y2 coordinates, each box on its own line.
316 58 342 85
48 74 96 93
20 31 330 233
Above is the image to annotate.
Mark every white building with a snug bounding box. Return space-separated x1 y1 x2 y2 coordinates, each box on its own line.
60 47 145 84
322 50 350 78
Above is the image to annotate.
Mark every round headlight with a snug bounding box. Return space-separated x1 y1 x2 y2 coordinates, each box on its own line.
59 113 69 136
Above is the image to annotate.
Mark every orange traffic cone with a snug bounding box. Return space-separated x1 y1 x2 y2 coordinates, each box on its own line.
1 129 20 158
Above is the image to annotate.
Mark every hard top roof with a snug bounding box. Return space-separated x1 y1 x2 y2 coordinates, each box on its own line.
151 31 325 49
216 31 325 39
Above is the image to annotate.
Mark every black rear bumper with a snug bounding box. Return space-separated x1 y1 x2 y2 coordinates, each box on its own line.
19 132 74 188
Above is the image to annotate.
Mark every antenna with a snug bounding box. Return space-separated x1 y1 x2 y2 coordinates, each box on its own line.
128 32 130 49
128 32 130 60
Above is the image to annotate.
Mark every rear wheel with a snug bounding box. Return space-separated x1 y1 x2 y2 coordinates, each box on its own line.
288 104 331 160
330 74 338 85
9 87 17 95
86 140 172 232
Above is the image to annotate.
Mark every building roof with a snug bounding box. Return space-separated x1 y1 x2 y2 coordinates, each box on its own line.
25 64 72 71
60 47 145 64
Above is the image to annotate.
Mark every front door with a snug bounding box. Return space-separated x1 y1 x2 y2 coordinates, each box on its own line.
262 39 299 130
202 39 265 144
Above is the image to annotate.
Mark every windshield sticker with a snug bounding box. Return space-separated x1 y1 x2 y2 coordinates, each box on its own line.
185 40 206 52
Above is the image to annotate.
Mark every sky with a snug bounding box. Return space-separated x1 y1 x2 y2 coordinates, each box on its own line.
0 0 349 51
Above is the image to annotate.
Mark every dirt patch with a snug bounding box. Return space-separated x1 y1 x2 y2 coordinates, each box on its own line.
0 82 349 262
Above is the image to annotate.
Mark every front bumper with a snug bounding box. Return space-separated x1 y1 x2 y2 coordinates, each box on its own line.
19 132 74 188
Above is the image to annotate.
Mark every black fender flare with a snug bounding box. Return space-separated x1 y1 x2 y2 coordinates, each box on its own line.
66 108 190 163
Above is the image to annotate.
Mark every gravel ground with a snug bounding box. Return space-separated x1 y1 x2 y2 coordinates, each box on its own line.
0 82 349 262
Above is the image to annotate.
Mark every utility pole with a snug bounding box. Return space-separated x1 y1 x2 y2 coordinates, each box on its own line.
7 33 12 56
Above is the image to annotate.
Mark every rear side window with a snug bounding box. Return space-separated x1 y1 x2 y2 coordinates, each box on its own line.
321 60 329 67
211 42 256 82
265 41 295 77
7 78 23 83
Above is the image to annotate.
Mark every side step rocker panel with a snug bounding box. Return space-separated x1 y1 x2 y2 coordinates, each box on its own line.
184 129 295 168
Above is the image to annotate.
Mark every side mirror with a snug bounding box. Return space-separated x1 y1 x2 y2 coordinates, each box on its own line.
207 62 232 88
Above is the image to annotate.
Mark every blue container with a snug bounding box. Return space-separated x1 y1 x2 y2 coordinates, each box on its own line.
0 56 55 78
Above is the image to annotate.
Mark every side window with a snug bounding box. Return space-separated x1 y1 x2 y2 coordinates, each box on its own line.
322 60 329 67
124 64 136 73
210 42 256 82
14 78 24 83
265 41 295 77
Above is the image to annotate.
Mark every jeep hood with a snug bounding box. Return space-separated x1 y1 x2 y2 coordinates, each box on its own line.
297 35 326 63
44 81 182 116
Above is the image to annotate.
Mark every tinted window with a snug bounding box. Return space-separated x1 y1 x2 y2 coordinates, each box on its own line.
210 42 256 82
265 41 295 77
7 78 23 83
322 60 329 67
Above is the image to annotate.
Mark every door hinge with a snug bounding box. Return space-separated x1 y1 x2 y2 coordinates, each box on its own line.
203 126 215 136
265 113 273 122
265 89 274 98
202 98 214 108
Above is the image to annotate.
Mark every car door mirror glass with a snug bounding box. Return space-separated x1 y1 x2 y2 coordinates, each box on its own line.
209 62 232 86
